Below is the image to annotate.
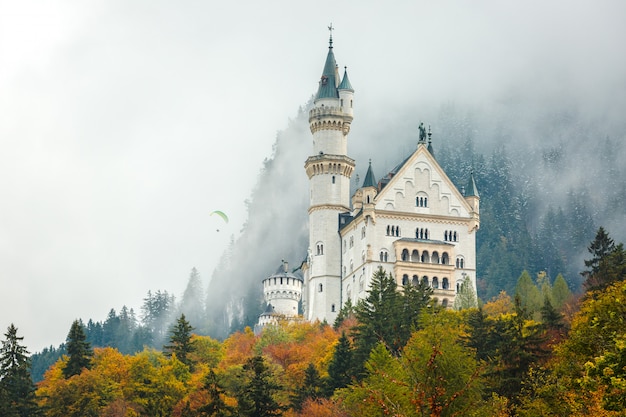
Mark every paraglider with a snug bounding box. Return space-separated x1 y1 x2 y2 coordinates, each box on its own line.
210 210 228 231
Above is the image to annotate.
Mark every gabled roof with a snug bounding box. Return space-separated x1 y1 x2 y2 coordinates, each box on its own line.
374 144 474 215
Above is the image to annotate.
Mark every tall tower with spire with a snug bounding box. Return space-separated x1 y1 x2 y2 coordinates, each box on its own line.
303 27 355 322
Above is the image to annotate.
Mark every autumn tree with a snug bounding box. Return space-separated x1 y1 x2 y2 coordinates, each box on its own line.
63 320 92 378
195 369 235 417
0 324 39 417
291 363 323 411
164 314 196 370
551 273 571 309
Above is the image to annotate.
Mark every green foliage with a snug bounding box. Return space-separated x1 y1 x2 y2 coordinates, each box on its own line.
333 298 354 329
514 270 542 317
291 363 323 411
0 324 39 417
351 267 431 376
325 332 353 395
551 273 571 309
63 320 93 378
454 275 478 310
164 314 196 370
196 369 234 417
235 355 284 417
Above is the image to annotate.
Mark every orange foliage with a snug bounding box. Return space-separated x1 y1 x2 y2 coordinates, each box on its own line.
220 326 257 369
298 398 349 417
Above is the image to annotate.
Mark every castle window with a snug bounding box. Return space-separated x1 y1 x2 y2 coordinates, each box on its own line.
379 250 388 262
442 252 449 265
359 276 364 292
442 298 448 308
340 99 344 107
401 249 409 261
432 277 439 289
349 236 354 248
412 275 419 286
416 195 429 207
332 176 335 184
442 278 449 289
411 249 419 262
316 243 324 255
456 257 465 269
319 283 323 292
421 276 429 286
453 231 457 241
432 251 440 264
280 277 283 284
387 225 390 235
331 304 336 312
402 274 409 285
361 227 366 239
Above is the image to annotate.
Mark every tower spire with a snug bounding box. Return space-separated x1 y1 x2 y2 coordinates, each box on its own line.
328 23 334 48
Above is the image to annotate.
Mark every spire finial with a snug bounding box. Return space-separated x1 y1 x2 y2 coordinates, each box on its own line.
328 23 334 48
428 125 432 144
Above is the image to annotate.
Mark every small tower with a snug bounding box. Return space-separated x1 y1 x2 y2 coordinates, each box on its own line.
303 26 355 323
257 261 303 331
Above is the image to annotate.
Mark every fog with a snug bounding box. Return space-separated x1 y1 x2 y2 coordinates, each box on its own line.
1 1 625 351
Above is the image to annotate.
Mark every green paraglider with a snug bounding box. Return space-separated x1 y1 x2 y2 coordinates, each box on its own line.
210 210 229 224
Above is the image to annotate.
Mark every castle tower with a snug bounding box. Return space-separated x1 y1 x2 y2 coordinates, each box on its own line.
303 28 355 322
257 261 303 331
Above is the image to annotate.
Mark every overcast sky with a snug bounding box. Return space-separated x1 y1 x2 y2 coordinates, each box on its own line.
1 0 625 351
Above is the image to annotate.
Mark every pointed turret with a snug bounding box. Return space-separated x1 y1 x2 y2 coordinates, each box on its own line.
362 159 376 188
338 67 354 92
465 171 479 197
464 171 480 231
315 33 339 100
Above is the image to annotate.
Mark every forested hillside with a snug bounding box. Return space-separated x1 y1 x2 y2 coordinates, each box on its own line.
204 96 626 336
5 233 626 415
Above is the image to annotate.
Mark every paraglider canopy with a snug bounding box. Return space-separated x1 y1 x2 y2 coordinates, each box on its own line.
210 210 229 224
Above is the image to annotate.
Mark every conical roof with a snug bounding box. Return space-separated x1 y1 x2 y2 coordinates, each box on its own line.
338 67 354 92
315 39 339 100
362 160 376 187
465 171 479 197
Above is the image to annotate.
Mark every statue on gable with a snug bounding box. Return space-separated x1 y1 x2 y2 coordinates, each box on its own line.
419 122 426 142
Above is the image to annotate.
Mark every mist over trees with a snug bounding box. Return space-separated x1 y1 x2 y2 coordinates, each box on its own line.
203 94 626 336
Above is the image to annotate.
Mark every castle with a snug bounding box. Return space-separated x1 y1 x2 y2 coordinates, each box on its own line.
257 30 479 328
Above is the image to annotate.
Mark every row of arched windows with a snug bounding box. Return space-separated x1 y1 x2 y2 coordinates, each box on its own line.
416 196 428 207
312 162 343 175
379 251 389 262
456 257 465 268
400 249 450 265
444 230 458 242
316 243 324 255
386 225 401 236
264 277 301 286
402 274 450 290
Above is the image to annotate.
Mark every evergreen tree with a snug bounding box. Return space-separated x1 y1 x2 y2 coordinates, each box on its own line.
0 324 39 416
583 226 615 282
540 295 563 330
63 320 92 378
585 240 626 294
236 355 284 417
325 331 353 396
514 270 542 317
291 363 323 411
551 273 571 309
163 314 195 370
197 369 234 417
333 298 354 329
180 267 206 331
453 275 478 310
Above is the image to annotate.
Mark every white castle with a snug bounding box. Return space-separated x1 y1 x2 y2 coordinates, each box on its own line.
258 31 479 328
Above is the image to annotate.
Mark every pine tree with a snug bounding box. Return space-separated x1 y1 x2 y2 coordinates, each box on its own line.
0 324 39 416
163 314 195 369
63 320 92 378
291 363 323 411
551 273 571 309
236 355 284 417
325 331 353 396
197 369 234 417
583 226 615 288
540 295 563 330
180 267 206 331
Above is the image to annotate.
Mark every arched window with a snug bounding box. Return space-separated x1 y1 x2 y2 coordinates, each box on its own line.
453 231 457 241
432 251 440 264
412 275 419 286
424 197 428 207
319 283 323 292
332 176 336 184
402 274 409 285
387 225 390 235
401 249 409 261
421 276 429 286
442 298 448 308
280 277 283 284
442 252 449 265
421 251 430 263
366 195 370 203
411 249 419 262
444 231 448 241
396 227 400 237
432 277 439 289
331 304 336 312
442 278 449 289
